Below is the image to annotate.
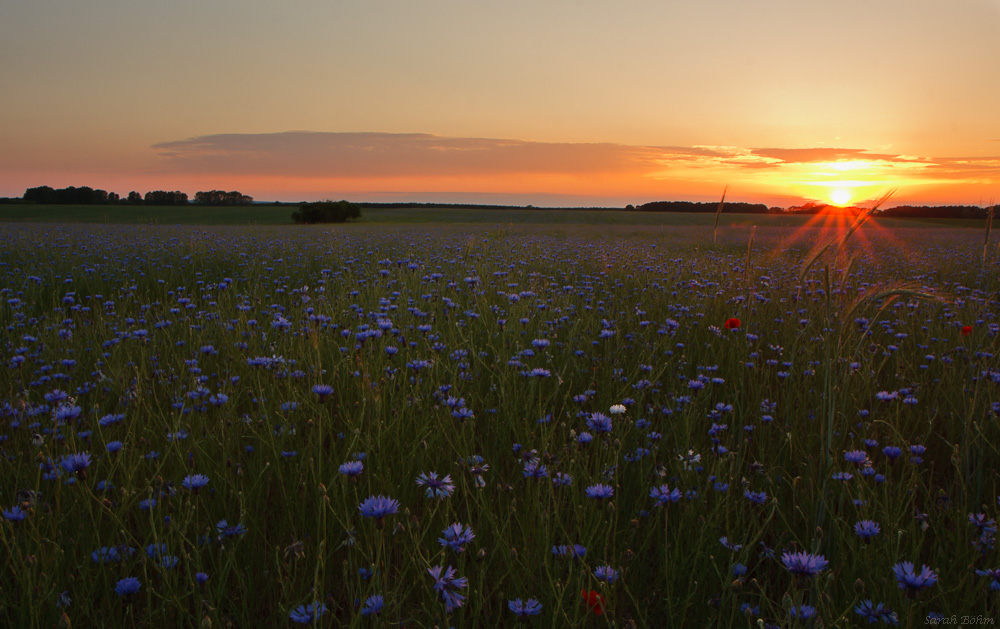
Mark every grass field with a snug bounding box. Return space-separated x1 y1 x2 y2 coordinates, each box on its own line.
0 215 997 627
0 203 987 229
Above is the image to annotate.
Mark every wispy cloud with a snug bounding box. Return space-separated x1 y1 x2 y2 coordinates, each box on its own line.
153 131 699 178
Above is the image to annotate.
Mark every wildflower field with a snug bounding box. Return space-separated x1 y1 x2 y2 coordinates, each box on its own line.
0 217 998 627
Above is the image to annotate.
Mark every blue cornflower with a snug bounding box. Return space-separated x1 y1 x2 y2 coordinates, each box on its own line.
975 568 1000 591
358 495 400 520
731 563 747 577
2 505 27 521
54 405 82 422
585 484 614 500
428 565 468 613
744 490 767 505
416 472 455 499
60 452 91 475
98 413 125 427
882 446 902 460
216 520 248 538
181 474 210 491
452 407 475 420
789 604 816 619
312 384 334 398
92 547 117 564
339 460 364 478
594 565 619 583
650 484 682 506
196 572 209 586
739 602 759 617
586 412 613 433
781 551 829 576
508 598 543 617
360 594 384 616
844 450 868 464
289 601 327 624
114 577 140 597
552 544 587 559
523 460 548 479
969 513 997 532
552 472 573 487
855 599 898 624
855 520 881 539
105 441 124 453
44 389 69 404
438 523 475 553
892 561 937 592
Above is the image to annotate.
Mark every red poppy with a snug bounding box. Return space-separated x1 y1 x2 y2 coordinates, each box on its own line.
580 589 605 615
961 325 973 336
724 317 741 330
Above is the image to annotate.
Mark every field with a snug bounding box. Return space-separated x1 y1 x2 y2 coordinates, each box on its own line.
0 203 985 229
0 214 998 627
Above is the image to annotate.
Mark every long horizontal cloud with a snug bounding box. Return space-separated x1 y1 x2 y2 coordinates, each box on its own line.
151 131 1000 184
153 131 723 177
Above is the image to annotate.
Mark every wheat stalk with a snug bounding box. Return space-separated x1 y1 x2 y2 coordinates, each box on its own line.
799 189 895 283
984 201 994 265
713 186 727 245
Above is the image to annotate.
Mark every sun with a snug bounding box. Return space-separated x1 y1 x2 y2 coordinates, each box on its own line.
829 188 852 206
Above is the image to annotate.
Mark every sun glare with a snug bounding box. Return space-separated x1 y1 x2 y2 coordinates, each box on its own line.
830 188 852 206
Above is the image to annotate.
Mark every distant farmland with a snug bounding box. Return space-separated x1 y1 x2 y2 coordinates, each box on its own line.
0 203 989 228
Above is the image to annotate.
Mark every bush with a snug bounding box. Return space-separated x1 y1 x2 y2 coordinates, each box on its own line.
291 200 361 224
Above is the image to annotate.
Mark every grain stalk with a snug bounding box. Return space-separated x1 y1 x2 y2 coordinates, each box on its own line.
743 225 756 313
984 201 994 267
712 186 727 245
798 190 943 538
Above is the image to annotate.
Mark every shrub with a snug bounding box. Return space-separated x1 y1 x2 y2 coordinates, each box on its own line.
291 200 361 224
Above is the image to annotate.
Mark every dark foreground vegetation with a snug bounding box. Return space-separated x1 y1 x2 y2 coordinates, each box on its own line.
0 218 997 626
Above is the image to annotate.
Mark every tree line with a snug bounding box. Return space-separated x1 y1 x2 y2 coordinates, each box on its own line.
17 186 253 206
636 200 773 213
877 205 991 219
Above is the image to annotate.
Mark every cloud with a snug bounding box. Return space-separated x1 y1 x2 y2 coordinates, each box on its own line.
149 131 1000 194
153 131 689 178
749 148 903 164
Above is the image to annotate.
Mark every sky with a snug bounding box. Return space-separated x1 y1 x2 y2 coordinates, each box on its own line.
2 0 999 207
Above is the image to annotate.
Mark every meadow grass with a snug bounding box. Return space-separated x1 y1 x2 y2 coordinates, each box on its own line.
0 203 989 229
0 219 997 627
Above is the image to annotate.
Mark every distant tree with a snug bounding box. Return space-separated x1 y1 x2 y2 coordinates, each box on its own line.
879 205 987 219
637 200 769 214
107 192 120 204
195 190 254 206
625 204 635 211
291 200 361 224
23 185 114 204
23 186 56 204
127 191 143 205
144 190 188 205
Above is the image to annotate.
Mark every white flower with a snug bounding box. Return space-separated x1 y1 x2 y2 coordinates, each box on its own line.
609 404 626 415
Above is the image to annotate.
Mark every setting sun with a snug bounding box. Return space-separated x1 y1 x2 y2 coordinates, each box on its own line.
830 188 852 206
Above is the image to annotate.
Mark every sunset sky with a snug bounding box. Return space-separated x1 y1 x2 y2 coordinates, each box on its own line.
2 0 998 207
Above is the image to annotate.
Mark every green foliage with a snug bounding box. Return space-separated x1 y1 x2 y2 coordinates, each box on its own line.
291 200 361 224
